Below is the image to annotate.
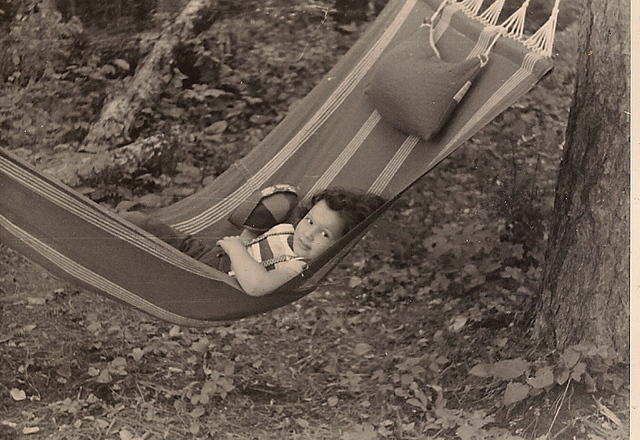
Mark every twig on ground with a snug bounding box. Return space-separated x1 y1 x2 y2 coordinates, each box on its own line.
550 422 571 439
544 378 571 439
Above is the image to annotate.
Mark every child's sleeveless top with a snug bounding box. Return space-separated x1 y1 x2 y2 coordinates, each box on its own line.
235 223 307 275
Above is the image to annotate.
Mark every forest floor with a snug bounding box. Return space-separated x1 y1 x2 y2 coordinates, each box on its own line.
0 1 629 439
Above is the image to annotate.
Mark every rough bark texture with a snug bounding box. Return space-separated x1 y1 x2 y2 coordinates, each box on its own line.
42 134 179 187
82 0 215 151
334 0 369 24
535 0 630 361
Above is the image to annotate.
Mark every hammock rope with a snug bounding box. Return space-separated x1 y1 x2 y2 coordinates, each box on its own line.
501 0 530 39
460 0 485 16
524 0 560 56
478 0 505 26
425 0 450 59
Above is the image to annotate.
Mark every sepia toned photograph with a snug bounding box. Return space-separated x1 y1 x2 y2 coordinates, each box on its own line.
0 0 630 438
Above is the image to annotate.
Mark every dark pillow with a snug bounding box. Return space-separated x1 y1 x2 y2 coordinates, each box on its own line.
366 27 486 140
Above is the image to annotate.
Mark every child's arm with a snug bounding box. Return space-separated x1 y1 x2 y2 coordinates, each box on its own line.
217 236 299 296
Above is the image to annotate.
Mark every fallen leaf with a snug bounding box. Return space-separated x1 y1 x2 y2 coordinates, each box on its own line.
249 115 271 124
456 424 476 440
113 59 130 71
27 297 46 305
449 316 468 332
136 193 164 208
111 357 127 367
342 424 377 440
494 337 508 347
406 398 425 409
469 363 492 378
503 382 530 405
204 121 228 135
190 338 210 353
354 343 372 356
492 358 529 380
526 366 554 389
348 276 362 288
561 346 580 368
131 348 144 361
116 200 138 212
56 365 72 379
555 368 570 385
190 406 206 418
22 427 40 435
571 361 586 382
119 429 133 440
96 369 112 384
583 372 597 392
327 397 339 407
10 389 26 401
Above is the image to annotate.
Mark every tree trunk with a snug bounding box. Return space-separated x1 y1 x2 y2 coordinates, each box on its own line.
334 0 369 24
534 0 630 361
43 134 180 188
82 0 216 151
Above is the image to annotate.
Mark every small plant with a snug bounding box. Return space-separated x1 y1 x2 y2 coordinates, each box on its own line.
4 5 85 83
469 344 622 407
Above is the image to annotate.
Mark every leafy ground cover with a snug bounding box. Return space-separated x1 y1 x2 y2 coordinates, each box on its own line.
0 1 628 439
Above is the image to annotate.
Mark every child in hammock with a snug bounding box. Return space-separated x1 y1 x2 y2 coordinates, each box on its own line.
123 188 383 297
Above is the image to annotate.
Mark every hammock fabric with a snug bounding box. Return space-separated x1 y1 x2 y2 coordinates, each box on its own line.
0 0 556 326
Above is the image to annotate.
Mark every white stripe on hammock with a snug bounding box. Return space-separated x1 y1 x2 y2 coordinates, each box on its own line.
173 0 419 235
368 135 420 195
301 111 382 204
0 213 210 327
0 157 221 279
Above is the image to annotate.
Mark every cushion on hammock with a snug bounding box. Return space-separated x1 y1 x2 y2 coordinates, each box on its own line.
228 184 299 233
366 27 486 140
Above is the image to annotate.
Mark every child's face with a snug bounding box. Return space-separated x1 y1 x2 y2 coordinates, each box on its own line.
293 200 345 259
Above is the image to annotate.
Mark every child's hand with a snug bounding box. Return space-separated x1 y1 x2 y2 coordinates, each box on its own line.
216 235 244 252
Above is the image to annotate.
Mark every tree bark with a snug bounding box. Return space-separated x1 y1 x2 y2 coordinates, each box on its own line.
43 134 179 187
82 0 216 151
334 0 369 24
534 0 630 361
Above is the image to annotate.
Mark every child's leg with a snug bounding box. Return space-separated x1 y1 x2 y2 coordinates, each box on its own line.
121 211 221 263
120 211 192 250
121 212 231 272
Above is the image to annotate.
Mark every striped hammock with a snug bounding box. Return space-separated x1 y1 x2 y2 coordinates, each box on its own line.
0 0 557 326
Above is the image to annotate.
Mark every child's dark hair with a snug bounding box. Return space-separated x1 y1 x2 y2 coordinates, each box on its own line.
295 188 384 235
